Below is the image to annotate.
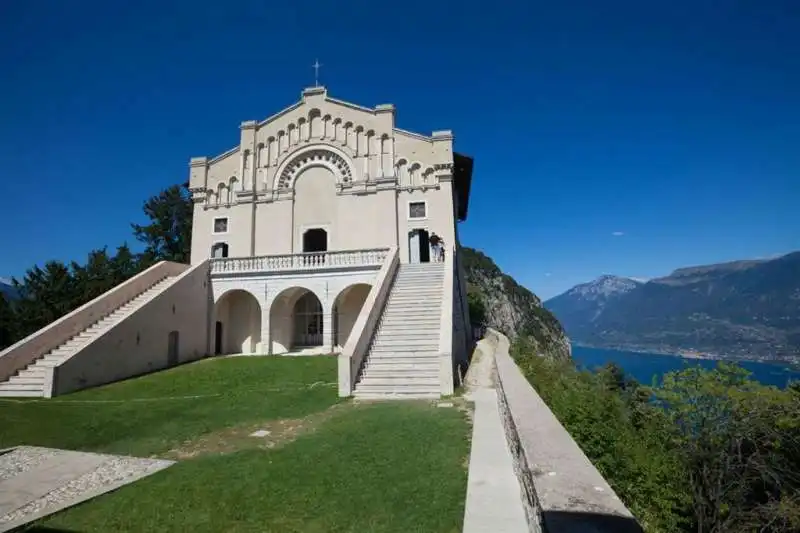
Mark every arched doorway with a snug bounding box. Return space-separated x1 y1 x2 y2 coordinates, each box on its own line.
303 228 327 253
269 287 325 354
408 229 430 263
213 290 262 355
332 283 372 350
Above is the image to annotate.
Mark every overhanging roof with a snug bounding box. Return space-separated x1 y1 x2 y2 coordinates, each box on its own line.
453 152 473 221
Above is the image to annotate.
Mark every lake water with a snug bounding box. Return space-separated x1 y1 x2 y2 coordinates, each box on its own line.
571 345 800 389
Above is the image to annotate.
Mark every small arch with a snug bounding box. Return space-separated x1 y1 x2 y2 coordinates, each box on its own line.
422 167 434 184
408 162 421 186
396 158 408 184
213 289 262 355
332 283 372 349
287 123 297 145
269 286 325 353
309 109 322 138
229 176 238 196
216 183 225 205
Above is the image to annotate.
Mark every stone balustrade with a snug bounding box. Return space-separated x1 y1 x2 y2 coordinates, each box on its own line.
210 248 390 275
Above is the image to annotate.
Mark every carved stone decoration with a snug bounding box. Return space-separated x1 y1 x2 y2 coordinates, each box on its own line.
276 148 354 189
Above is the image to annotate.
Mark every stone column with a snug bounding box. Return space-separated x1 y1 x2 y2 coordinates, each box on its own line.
322 311 333 354
261 291 272 355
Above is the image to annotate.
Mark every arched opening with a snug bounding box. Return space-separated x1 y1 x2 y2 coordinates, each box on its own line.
213 290 262 355
408 229 431 264
269 287 325 354
332 283 372 350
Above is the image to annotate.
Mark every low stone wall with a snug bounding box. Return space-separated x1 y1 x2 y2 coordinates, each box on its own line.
486 328 643 533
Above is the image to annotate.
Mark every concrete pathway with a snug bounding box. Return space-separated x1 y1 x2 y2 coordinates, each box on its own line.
0 446 173 532
462 340 528 533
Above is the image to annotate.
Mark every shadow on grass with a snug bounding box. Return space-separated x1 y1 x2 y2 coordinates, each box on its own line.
543 509 644 533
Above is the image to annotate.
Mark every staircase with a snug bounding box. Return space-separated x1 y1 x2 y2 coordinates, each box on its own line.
0 277 178 398
354 262 445 399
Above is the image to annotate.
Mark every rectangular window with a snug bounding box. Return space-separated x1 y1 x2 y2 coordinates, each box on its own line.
213 217 228 234
409 201 426 219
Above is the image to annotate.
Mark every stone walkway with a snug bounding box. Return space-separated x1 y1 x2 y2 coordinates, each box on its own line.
462 340 528 533
0 446 173 532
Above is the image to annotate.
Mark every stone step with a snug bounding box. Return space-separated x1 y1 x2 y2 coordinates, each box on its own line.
382 306 441 314
393 279 443 286
0 382 45 392
368 349 440 358
354 392 440 400
354 386 440 396
372 338 439 348
362 370 440 380
365 359 439 368
377 323 440 331
8 376 46 385
0 388 44 397
357 378 440 388
18 368 47 377
374 331 439 340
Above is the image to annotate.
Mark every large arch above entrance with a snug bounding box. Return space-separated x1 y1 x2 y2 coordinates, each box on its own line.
269 287 325 354
332 283 372 350
273 144 356 190
213 289 262 355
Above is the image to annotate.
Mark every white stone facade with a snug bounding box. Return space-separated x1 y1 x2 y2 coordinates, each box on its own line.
188 86 473 360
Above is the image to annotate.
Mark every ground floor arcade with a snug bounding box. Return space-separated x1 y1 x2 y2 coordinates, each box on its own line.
210 274 374 356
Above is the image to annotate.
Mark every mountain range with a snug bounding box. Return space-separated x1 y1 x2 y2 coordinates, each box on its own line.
0 279 18 301
545 252 800 363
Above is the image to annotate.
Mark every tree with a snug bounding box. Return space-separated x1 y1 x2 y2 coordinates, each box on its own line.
131 182 192 263
655 364 800 532
13 261 79 337
0 294 16 349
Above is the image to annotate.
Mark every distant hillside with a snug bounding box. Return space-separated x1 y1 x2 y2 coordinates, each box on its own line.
0 279 18 301
461 247 571 361
545 252 800 362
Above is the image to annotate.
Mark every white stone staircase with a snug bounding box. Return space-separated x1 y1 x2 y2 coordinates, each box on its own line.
0 277 178 398
354 262 445 399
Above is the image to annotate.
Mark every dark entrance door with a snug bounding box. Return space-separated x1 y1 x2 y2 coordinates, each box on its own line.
419 230 431 263
302 229 328 266
214 321 223 355
303 228 328 253
168 331 179 366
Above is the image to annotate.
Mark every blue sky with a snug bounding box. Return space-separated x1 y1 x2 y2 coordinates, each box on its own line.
1 0 798 300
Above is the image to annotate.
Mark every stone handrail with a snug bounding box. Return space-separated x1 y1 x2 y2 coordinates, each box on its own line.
210 248 390 275
487 328 643 532
338 246 399 397
0 261 190 385
437 243 455 396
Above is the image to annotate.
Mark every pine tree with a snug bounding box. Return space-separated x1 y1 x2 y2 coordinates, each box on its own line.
131 183 193 263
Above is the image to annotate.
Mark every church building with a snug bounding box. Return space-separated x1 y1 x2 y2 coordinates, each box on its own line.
0 86 474 399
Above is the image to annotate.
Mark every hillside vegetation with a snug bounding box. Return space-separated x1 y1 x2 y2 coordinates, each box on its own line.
514 338 800 533
461 246 571 361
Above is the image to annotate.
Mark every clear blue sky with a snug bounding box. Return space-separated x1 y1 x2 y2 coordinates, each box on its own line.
1 0 798 300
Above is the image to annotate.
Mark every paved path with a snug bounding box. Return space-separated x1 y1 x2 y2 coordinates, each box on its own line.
462 340 528 533
0 446 173 532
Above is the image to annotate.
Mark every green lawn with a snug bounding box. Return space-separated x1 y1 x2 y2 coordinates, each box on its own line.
0 356 341 456
1 357 471 533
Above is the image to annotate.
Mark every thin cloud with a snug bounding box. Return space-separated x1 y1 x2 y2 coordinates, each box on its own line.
611 231 625 237
544 272 552 277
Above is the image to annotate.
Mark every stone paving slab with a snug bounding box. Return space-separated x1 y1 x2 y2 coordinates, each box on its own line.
462 389 528 533
0 446 174 532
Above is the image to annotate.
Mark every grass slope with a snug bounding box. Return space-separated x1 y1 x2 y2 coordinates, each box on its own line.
1 357 470 532
0 357 340 456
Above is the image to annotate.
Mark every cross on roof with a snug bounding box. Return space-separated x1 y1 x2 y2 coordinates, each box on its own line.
312 59 322 87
